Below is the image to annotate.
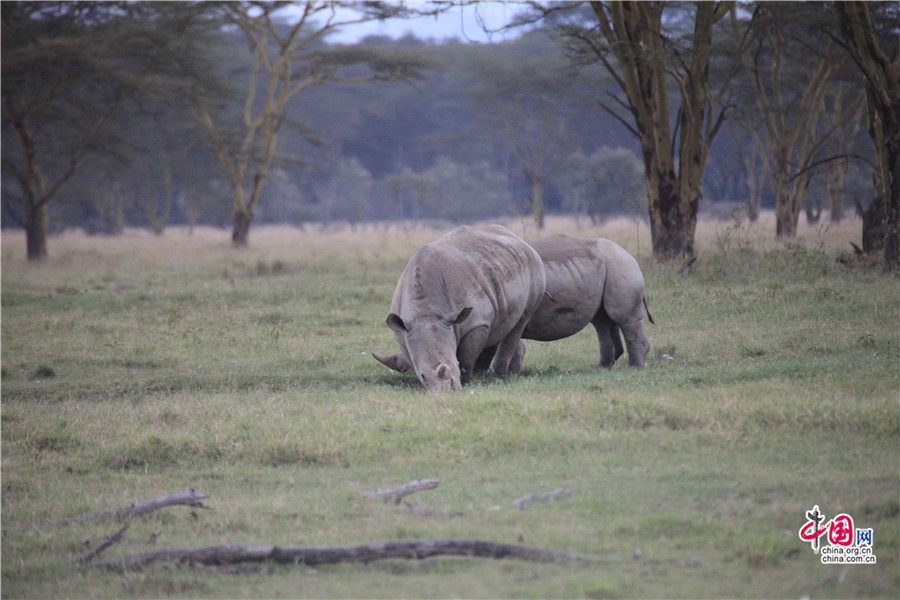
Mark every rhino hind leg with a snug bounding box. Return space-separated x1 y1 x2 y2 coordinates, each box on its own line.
593 311 624 368
619 320 650 368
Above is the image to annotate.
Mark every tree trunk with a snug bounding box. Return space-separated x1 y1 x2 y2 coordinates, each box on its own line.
860 195 885 255
804 195 822 225
742 144 762 222
25 201 49 261
526 167 545 230
885 140 900 268
647 168 696 259
864 85 900 264
775 188 802 238
232 207 253 248
834 2 900 267
229 180 253 248
827 157 848 223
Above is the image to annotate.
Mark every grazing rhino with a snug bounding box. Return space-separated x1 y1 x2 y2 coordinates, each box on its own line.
526 235 654 367
476 235 654 369
373 225 546 392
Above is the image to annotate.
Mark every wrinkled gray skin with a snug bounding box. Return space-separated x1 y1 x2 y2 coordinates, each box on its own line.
373 225 546 392
478 235 653 369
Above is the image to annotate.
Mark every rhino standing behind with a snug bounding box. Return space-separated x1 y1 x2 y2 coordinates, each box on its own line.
373 225 546 392
524 235 654 368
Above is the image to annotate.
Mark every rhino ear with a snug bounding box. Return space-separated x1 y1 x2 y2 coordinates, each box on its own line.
445 306 473 326
373 352 411 373
386 313 407 333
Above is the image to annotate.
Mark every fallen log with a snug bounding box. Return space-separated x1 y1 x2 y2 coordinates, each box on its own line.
3 489 210 532
88 538 576 571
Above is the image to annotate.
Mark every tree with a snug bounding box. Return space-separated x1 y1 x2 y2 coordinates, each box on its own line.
1 2 212 259
733 3 855 238
381 166 436 225
833 2 900 266
312 157 373 226
819 84 865 224
548 1 753 261
425 156 513 223
561 147 644 223
184 2 434 247
464 32 580 229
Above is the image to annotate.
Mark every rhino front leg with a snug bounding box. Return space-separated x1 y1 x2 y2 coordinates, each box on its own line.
507 340 526 375
457 326 490 385
475 341 525 374
488 319 530 379
474 345 497 373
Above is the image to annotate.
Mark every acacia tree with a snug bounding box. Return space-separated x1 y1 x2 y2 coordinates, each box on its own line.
833 1 900 266
733 3 859 238
561 147 644 224
464 32 580 229
819 84 865 224
540 1 754 261
1 2 209 259
186 2 433 247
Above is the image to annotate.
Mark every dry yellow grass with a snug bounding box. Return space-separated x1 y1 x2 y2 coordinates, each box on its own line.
1 210 866 274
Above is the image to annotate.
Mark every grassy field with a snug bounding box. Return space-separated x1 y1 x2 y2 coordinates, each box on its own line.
2 214 898 598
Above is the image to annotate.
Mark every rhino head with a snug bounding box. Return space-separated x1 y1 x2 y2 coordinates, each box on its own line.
379 307 473 392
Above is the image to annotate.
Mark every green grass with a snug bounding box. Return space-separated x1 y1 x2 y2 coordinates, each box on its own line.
2 217 898 598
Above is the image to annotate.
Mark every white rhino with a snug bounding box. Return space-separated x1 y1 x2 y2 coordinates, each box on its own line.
476 235 654 369
373 225 546 392
525 235 654 367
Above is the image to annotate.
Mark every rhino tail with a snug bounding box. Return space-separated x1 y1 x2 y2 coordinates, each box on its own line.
643 295 656 325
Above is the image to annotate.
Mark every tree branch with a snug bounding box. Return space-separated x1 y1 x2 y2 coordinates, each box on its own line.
39 93 123 207
789 152 877 181
598 96 639 138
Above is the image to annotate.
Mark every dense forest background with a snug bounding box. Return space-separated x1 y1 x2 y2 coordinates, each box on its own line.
1 2 890 248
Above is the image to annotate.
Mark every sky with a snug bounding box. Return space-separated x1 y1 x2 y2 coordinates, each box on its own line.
322 1 530 44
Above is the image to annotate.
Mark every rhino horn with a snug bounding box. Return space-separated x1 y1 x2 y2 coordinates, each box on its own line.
372 351 411 373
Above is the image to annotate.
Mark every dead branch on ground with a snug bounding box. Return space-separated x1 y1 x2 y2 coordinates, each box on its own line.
2 489 210 532
87 538 577 571
361 478 439 504
71 523 130 565
513 488 571 509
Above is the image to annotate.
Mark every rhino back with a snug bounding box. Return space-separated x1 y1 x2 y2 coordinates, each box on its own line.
524 235 606 341
393 226 545 344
